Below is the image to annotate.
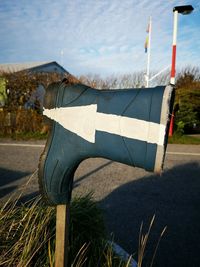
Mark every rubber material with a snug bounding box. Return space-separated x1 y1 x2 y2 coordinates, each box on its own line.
38 82 174 205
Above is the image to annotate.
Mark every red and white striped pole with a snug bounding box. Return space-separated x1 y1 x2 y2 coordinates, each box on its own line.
169 5 194 136
170 5 193 85
169 9 178 136
170 10 178 85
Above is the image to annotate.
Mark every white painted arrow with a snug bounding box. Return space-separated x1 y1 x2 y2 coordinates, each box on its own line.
43 104 166 145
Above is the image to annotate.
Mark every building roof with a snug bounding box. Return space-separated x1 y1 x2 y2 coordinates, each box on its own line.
0 61 69 75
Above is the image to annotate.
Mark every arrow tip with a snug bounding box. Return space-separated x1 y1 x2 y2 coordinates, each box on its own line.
43 105 97 143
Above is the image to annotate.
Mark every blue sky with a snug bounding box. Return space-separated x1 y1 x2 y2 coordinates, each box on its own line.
0 0 199 76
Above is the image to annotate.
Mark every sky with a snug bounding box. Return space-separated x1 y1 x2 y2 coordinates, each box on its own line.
0 0 199 77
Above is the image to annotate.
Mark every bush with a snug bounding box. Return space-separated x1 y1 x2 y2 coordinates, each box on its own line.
0 71 81 137
174 67 200 134
0 108 44 136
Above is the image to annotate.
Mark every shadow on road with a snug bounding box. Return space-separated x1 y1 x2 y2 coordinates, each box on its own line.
99 161 200 267
0 168 31 198
0 168 30 187
0 186 17 199
74 160 113 187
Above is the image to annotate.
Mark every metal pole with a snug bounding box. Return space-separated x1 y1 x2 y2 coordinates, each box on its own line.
146 16 152 87
170 10 178 85
148 65 170 82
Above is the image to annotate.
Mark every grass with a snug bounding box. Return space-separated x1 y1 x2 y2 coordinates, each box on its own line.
0 192 136 267
168 134 200 144
137 216 167 267
0 190 167 267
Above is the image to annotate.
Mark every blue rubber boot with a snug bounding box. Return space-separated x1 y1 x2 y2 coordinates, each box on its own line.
38 82 174 205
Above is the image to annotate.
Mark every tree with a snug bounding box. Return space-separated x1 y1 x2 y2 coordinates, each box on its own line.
174 67 200 133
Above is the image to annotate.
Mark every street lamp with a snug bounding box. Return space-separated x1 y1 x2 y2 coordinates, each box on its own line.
170 5 194 85
169 5 194 137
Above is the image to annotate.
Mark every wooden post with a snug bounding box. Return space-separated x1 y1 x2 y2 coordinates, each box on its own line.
55 205 70 267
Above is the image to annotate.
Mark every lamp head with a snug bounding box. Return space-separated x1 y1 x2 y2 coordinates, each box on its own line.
173 5 194 15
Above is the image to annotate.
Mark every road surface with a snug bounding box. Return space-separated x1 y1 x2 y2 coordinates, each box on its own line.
0 139 200 267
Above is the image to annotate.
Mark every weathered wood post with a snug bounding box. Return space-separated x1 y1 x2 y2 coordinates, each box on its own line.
55 205 70 267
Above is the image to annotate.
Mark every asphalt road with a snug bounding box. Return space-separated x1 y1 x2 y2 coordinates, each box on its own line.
0 139 200 267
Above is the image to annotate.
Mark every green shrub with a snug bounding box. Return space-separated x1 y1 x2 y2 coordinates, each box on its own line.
0 108 45 137
175 68 200 134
